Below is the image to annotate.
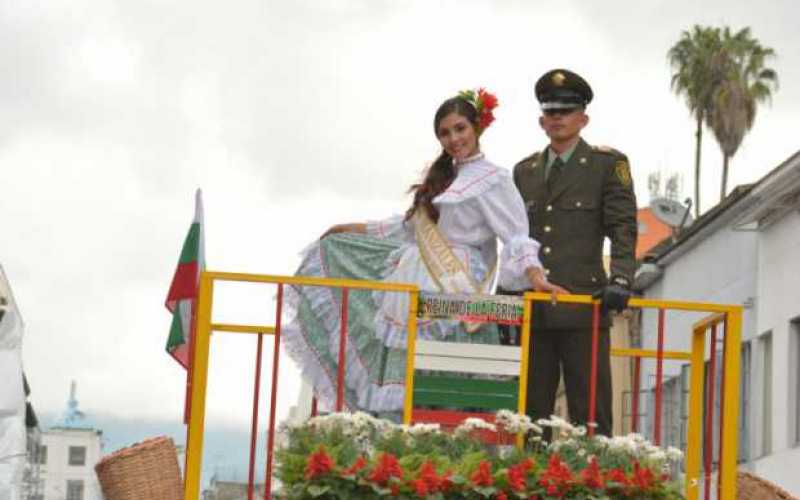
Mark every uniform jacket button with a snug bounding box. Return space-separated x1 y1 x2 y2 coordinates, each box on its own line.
546 205 553 212
575 201 582 208
543 246 551 255
544 225 552 233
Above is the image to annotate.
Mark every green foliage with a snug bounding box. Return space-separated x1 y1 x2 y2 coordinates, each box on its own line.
273 413 684 499
667 24 778 205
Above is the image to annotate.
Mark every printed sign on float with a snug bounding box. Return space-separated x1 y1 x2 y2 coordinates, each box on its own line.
417 292 524 325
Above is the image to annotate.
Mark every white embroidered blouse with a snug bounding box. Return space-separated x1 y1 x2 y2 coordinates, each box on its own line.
366 154 543 294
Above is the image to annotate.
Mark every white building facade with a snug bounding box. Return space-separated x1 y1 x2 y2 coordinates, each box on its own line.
36 383 104 500
634 151 800 494
38 428 103 500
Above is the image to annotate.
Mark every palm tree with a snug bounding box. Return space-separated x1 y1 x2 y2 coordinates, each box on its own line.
707 27 778 199
668 26 723 218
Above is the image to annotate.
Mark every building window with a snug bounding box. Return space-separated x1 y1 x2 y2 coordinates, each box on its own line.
760 332 772 456
37 444 47 465
66 480 84 500
68 446 86 466
739 341 751 462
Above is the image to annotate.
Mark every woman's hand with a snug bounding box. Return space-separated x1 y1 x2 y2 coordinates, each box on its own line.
320 223 367 240
320 224 345 240
526 267 570 304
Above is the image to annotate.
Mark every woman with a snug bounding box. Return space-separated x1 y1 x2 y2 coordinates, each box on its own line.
282 89 567 414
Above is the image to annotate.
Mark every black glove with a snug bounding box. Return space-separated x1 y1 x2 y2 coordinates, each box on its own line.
592 279 631 314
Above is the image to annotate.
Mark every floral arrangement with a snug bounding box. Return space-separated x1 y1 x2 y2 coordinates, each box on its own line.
275 411 685 499
458 88 499 133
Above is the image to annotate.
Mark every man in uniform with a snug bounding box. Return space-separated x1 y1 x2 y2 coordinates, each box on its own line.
513 69 637 436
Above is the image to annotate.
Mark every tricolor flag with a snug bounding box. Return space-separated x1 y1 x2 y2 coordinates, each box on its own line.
165 189 205 369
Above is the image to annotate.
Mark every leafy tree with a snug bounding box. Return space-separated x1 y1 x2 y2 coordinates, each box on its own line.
707 27 778 199
668 25 723 217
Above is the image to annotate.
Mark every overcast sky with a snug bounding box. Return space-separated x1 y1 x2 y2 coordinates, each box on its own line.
3 0 799 433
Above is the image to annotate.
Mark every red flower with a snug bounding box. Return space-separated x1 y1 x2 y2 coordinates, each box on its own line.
368 452 403 486
304 445 335 480
479 112 495 130
441 469 455 492
508 466 526 491
478 88 499 111
412 478 430 497
471 460 494 487
495 492 508 500
605 467 630 487
507 458 533 491
418 461 442 492
340 456 367 476
580 457 605 489
632 461 655 490
537 454 574 496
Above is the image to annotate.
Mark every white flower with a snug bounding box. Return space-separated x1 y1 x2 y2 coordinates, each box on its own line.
454 417 496 437
572 425 587 437
408 423 441 436
666 446 684 461
494 410 541 434
593 435 610 446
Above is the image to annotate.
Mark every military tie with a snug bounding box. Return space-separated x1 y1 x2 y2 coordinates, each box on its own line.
547 156 565 192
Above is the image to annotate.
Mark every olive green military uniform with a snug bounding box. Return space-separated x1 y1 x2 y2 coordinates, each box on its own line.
513 138 637 435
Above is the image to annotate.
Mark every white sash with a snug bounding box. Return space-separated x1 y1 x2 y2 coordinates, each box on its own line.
414 210 496 333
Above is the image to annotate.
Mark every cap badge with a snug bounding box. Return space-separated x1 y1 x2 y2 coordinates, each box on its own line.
552 72 566 86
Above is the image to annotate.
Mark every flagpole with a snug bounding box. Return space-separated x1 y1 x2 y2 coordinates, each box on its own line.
183 297 198 483
185 188 203 422
184 189 203 479
184 299 198 426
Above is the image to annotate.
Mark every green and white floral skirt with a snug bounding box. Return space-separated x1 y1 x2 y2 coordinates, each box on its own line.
282 233 499 414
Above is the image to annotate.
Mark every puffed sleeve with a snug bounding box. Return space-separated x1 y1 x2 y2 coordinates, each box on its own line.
365 214 414 243
474 172 542 290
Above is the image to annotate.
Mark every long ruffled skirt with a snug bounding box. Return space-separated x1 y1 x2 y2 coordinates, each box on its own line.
281 233 499 413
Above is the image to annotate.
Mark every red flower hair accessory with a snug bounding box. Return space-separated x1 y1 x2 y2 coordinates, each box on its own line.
458 87 499 134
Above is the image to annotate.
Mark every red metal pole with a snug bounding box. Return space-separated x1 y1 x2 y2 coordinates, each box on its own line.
336 289 349 412
704 325 718 500
717 318 727 500
264 284 284 500
654 308 666 445
247 333 264 500
588 302 600 437
632 357 641 433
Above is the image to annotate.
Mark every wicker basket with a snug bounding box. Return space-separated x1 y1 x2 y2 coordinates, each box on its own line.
737 471 799 500
95 436 183 500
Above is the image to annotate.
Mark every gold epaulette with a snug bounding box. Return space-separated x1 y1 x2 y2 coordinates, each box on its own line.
592 145 626 158
515 152 541 169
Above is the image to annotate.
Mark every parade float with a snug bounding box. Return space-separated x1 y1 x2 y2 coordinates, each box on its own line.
176 270 742 500
155 192 747 499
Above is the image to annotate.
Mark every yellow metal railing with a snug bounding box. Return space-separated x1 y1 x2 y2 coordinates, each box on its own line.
184 271 419 500
183 273 742 500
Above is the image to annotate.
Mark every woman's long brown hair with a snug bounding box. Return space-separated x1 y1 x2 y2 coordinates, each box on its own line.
405 97 479 222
